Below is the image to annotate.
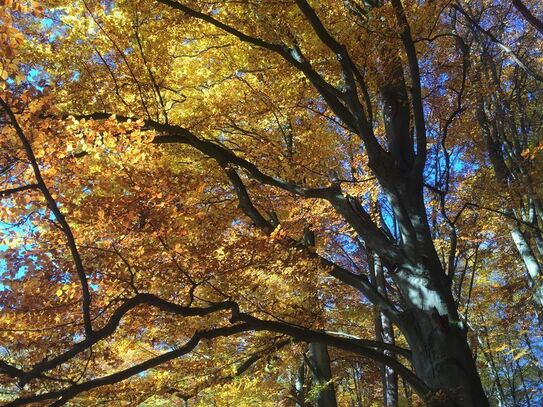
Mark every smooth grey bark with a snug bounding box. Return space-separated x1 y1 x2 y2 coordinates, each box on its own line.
307 343 338 407
378 305 398 406
475 51 543 310
331 191 488 406
511 227 543 307
370 7 488 398
397 308 486 407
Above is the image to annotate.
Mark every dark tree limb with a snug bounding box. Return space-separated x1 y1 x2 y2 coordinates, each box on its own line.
453 4 543 82
293 0 383 161
0 184 40 198
222 166 401 317
5 324 252 407
0 97 94 337
512 0 543 36
5 309 425 407
75 112 337 199
11 294 239 388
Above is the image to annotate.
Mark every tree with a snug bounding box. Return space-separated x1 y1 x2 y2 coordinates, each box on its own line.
454 0 543 316
1 0 543 406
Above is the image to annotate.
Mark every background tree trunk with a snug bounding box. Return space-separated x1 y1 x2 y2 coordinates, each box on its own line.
370 252 398 407
307 343 338 407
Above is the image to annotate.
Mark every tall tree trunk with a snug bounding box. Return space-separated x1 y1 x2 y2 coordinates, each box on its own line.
307 343 338 407
378 302 398 406
474 45 543 312
398 307 488 406
294 362 307 407
477 323 507 407
378 171 488 407
302 228 338 407
511 227 543 307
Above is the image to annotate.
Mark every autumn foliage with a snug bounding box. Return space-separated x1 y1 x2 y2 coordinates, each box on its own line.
1 0 543 406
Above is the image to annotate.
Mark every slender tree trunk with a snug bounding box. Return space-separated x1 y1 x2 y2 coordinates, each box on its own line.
504 332 532 407
294 362 307 407
475 55 543 312
307 343 338 407
477 325 507 407
523 333 543 386
370 253 398 407
379 305 398 406
511 227 543 307
401 377 414 407
351 363 364 407
502 354 520 407
302 228 338 407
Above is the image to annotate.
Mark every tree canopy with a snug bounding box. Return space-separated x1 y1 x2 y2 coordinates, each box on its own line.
1 0 543 406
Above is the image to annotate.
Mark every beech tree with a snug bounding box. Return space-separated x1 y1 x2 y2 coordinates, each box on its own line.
1 0 543 406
